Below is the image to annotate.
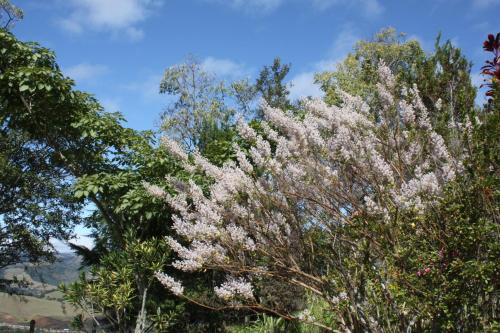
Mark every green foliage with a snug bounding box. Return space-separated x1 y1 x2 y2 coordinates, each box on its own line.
0 28 99 267
386 109 499 331
61 234 181 332
160 56 238 152
200 125 237 166
240 314 286 333
0 26 162 268
228 296 337 333
418 34 477 134
65 133 190 331
231 79 257 116
316 28 424 105
255 57 293 116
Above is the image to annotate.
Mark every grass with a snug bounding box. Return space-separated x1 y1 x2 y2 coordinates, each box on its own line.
0 292 78 322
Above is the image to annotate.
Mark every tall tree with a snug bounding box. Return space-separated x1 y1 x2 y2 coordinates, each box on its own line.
159 56 258 167
255 57 293 116
0 28 129 267
0 30 175 330
159 56 235 153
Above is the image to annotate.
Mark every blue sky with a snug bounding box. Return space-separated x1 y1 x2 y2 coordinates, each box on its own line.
10 0 499 250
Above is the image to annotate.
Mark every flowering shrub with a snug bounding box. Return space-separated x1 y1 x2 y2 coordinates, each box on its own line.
148 64 475 331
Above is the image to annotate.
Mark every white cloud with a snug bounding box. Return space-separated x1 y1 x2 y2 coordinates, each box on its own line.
206 0 383 16
472 0 500 8
58 0 162 40
125 26 145 41
289 71 323 100
124 73 165 101
206 0 284 14
51 234 94 253
361 0 384 16
312 0 384 17
101 98 121 112
328 25 359 59
288 25 358 100
472 21 490 32
201 57 252 79
64 63 109 82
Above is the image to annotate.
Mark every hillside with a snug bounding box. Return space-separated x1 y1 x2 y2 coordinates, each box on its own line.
1 253 83 288
24 253 83 286
0 253 85 330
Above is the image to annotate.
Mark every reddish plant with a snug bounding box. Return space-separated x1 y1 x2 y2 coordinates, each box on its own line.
481 33 500 101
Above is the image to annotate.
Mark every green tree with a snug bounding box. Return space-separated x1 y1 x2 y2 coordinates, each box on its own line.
316 28 425 105
255 57 293 116
159 56 259 166
159 56 236 153
62 234 181 333
0 28 140 268
61 124 193 332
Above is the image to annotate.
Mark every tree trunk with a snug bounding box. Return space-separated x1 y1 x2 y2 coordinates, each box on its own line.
134 287 148 333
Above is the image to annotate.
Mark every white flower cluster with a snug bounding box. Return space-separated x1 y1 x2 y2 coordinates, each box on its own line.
165 236 226 271
160 136 189 162
214 276 254 301
143 182 165 198
155 272 184 296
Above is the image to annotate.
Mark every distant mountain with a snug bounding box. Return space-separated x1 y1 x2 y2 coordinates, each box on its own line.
0 252 84 288
25 253 84 286
0 253 85 330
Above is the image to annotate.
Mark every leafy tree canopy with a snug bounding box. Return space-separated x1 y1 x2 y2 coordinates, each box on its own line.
0 28 146 268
